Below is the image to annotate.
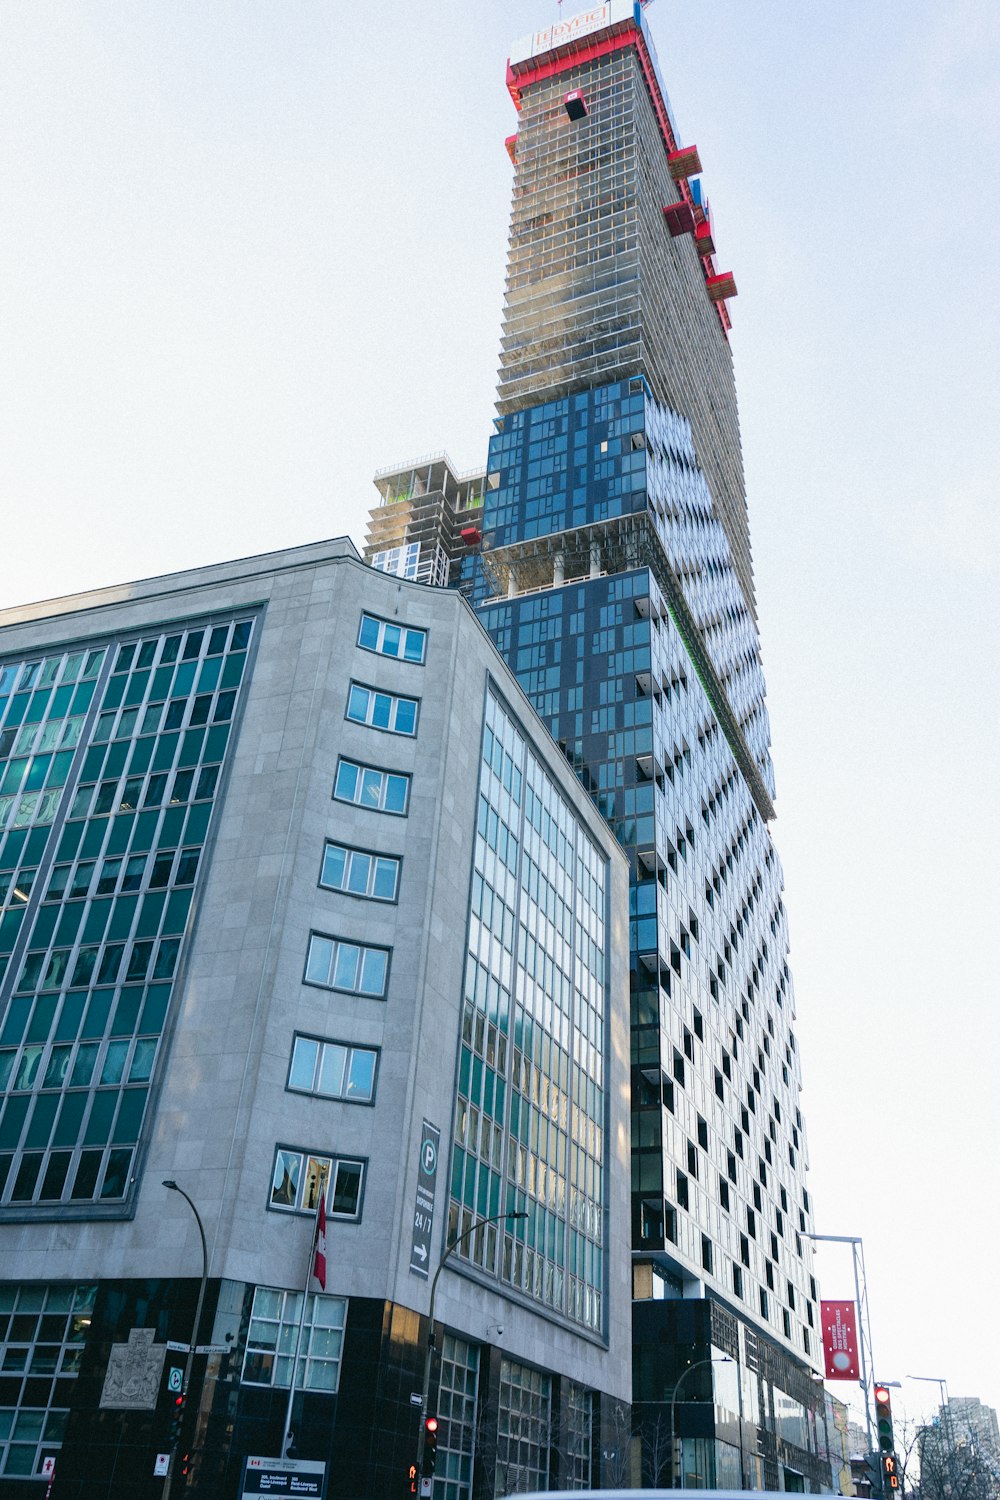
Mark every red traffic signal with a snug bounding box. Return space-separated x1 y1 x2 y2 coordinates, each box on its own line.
874 1385 895 1453
168 1392 186 1448
422 1416 439 1477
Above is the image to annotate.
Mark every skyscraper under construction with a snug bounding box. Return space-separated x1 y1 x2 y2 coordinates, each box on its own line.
370 3 830 1489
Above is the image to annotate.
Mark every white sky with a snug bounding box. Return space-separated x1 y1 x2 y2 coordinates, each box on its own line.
2 0 998 1428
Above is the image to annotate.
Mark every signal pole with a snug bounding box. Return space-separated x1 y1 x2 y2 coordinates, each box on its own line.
414 1210 525 1485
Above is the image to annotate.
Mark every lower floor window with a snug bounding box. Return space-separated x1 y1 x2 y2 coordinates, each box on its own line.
242 1286 347 1391
431 1335 480 1500
564 1382 593 1490
268 1147 365 1219
0 1282 95 1478
495 1358 552 1497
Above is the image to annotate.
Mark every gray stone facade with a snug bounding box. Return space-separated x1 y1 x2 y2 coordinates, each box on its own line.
0 539 631 1491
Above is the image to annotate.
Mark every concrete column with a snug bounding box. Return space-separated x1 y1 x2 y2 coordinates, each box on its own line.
507 567 518 599
553 551 565 587
590 540 601 578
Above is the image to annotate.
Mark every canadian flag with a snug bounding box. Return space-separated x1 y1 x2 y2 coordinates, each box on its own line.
312 1194 327 1291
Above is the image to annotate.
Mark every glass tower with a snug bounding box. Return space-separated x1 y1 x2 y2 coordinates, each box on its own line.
373 2 830 1488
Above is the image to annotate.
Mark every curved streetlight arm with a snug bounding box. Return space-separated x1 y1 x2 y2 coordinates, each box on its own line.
416 1210 526 1470
161 1180 209 1499
907 1375 952 1447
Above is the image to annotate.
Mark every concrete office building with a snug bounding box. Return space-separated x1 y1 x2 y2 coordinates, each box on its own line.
369 2 832 1490
0 541 631 1498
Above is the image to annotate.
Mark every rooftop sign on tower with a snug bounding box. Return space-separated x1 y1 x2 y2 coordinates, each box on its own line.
510 0 640 66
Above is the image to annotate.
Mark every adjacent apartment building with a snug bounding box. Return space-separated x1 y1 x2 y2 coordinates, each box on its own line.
0 541 631 1499
367 2 832 1491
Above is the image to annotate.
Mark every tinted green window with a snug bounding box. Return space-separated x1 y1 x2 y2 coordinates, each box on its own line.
221 654 246 689
135 893 166 939
0 1098 29 1149
128 738 154 775
111 992 142 1037
151 734 179 771
54 994 86 1042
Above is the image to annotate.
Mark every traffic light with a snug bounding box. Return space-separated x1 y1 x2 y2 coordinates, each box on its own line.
874 1385 895 1453
422 1415 439 1476
863 1453 882 1490
168 1392 185 1448
406 1462 419 1496
882 1452 900 1492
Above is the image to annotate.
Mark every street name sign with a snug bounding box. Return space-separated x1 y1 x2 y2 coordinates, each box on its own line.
241 1456 326 1498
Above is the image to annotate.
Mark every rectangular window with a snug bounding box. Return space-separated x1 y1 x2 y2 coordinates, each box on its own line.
564 1382 594 1490
242 1286 347 1391
357 613 427 664
0 1282 95 1478
268 1147 365 1219
288 1035 378 1104
304 933 389 998
333 758 409 816
435 1336 481 1500
345 681 418 736
319 842 400 902
496 1359 552 1497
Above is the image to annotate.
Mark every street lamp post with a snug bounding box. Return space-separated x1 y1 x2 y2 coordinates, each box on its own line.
669 1356 733 1489
804 1232 878 1458
907 1374 952 1450
162 1180 209 1500
415 1210 527 1477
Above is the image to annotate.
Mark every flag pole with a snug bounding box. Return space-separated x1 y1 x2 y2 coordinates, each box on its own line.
281 1167 327 1460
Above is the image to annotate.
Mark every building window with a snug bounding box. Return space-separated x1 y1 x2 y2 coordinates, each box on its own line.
288 1035 378 1104
0 1282 95 1478
371 542 420 580
564 1382 594 1489
242 1286 347 1391
496 1359 552 1497
333 758 410 815
346 682 418 736
357 613 426 664
434 1335 480 1500
320 842 400 903
268 1148 365 1219
304 933 389 998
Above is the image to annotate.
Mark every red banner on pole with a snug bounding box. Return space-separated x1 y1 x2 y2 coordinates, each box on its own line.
821 1300 860 1380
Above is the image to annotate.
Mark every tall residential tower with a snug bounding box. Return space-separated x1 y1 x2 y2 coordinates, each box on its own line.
370 3 830 1490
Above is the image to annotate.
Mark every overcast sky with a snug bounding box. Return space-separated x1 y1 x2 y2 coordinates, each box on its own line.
2 0 998 1428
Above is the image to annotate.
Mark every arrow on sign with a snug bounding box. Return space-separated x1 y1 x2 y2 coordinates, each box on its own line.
412 1244 427 1263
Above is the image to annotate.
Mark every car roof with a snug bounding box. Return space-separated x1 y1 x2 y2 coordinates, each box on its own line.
513 1492 790 1499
